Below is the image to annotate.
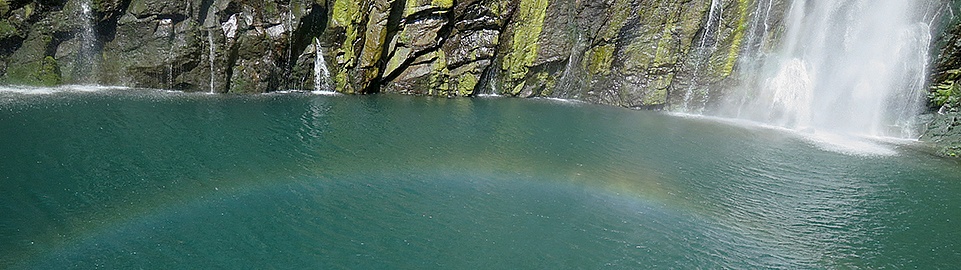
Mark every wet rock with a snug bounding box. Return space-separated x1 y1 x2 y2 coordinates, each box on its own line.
0 0 950 125
1 30 60 86
126 0 190 18
920 112 961 156
100 11 203 89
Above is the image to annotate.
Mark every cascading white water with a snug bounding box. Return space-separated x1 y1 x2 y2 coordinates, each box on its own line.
79 0 99 84
556 32 586 98
680 0 722 111
729 0 934 139
208 29 217 93
313 38 332 91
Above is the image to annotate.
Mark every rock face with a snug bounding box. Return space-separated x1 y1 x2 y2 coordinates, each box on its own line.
920 1 961 154
1 0 959 116
930 1 961 114
0 0 787 106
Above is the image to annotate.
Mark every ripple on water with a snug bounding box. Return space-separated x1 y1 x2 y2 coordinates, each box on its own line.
2 92 959 269
20 172 731 269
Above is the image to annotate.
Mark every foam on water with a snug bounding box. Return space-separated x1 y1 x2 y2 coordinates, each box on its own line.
795 131 898 157
310 90 341 96
0 85 129 95
666 111 901 156
532 97 584 104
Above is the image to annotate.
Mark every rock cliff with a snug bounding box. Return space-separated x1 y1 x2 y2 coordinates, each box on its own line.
0 0 789 109
3 0 961 114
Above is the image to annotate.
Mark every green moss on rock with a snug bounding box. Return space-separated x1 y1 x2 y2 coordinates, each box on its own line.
501 0 549 82
622 37 656 72
720 0 751 77
0 0 9 17
455 72 477 96
644 74 673 105
404 0 453 17
330 0 363 93
37 56 61 86
930 69 961 111
597 0 633 42
584 44 614 75
652 22 678 68
0 19 17 39
2 32 61 86
4 55 61 86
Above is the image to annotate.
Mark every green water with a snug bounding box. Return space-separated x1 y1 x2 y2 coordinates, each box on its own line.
1 87 959 269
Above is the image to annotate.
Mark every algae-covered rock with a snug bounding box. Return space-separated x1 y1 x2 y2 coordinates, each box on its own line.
498 0 548 94
920 112 961 156
0 0 806 110
0 1 35 54
126 0 190 18
378 0 508 96
0 19 17 39
1 30 60 86
101 12 203 89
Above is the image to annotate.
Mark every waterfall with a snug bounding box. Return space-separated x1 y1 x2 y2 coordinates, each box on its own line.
286 0 294 90
680 0 722 112
208 29 217 93
313 38 332 91
727 0 934 139
159 18 174 89
79 0 99 84
556 32 586 99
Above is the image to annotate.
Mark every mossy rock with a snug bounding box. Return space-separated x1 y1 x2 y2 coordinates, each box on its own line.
583 44 614 75
500 0 549 82
0 19 17 39
3 55 61 86
0 0 9 17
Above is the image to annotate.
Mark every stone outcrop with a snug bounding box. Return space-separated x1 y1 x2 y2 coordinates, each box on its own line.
0 0 787 107
918 1 961 155
1 0 959 117
9 0 961 155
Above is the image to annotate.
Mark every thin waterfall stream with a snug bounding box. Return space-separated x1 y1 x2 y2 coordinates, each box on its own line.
208 29 217 93
313 37 331 92
78 0 99 84
680 0 721 112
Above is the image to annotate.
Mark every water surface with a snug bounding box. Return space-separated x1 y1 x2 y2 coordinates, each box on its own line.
1 88 959 268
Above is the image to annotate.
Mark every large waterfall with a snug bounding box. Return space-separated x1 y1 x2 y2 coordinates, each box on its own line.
723 0 934 139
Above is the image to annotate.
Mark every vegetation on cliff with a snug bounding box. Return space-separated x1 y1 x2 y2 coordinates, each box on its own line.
3 0 961 153
0 0 786 109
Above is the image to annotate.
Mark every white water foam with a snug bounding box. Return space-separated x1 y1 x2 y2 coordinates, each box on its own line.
726 0 934 139
667 112 902 157
313 38 332 91
310 90 341 96
533 97 584 104
797 131 898 157
264 90 341 96
0 85 130 95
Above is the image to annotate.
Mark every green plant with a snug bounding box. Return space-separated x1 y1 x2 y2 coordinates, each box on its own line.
930 69 961 112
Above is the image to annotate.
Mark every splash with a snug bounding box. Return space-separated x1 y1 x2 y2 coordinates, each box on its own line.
726 0 934 139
